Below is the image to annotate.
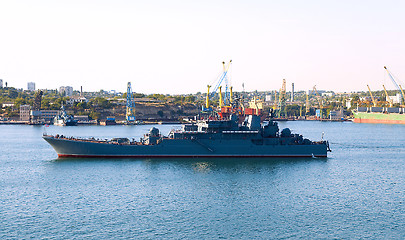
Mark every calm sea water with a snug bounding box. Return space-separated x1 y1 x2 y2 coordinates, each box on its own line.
0 121 404 239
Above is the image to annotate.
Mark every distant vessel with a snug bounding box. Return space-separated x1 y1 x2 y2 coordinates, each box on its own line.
43 115 331 158
353 107 405 124
53 106 77 126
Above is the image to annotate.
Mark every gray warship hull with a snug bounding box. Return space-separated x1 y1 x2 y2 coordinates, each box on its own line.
43 136 328 158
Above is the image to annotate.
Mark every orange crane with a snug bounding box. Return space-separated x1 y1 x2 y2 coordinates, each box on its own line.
367 85 377 107
382 85 393 107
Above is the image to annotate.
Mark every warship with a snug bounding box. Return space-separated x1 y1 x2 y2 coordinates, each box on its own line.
53 106 77 126
43 115 331 158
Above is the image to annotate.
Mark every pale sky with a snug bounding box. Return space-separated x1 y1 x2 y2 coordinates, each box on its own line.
0 0 404 94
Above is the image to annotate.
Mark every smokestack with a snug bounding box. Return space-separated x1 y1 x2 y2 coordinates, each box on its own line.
80 86 83 96
291 83 294 102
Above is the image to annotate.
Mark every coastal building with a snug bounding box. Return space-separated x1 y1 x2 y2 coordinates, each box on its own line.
2 102 15 109
389 93 403 104
40 110 61 122
59 86 73 97
329 109 344 120
20 105 31 121
74 115 89 122
27 82 36 91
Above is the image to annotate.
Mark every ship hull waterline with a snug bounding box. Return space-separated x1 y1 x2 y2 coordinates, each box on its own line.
43 136 328 158
353 112 405 125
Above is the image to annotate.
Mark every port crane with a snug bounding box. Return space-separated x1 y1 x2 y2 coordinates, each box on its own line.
384 66 405 105
367 85 377 107
382 84 393 107
203 60 232 112
275 79 287 118
126 82 136 122
305 85 324 117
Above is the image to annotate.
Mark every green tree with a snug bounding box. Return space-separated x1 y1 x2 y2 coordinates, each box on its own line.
8 88 18 98
14 97 27 108
76 102 87 110
89 112 101 120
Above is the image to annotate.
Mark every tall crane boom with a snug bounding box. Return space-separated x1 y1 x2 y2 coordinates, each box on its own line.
276 79 287 118
210 60 232 105
382 84 393 107
384 66 405 104
366 85 377 107
203 60 233 112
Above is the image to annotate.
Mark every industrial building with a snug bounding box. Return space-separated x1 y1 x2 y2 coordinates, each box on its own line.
40 110 61 122
329 109 344 120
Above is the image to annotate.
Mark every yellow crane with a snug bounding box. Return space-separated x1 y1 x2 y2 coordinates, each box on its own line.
230 86 233 104
273 90 278 110
400 85 405 106
219 86 223 108
382 84 393 107
276 79 287 118
206 85 211 109
203 60 233 112
305 93 310 114
367 85 377 107
313 85 323 109
306 86 323 115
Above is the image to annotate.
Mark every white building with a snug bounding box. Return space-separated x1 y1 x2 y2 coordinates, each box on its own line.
59 86 73 96
345 98 352 109
27 82 36 91
66 96 89 106
322 92 334 97
2 102 15 108
389 93 403 104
